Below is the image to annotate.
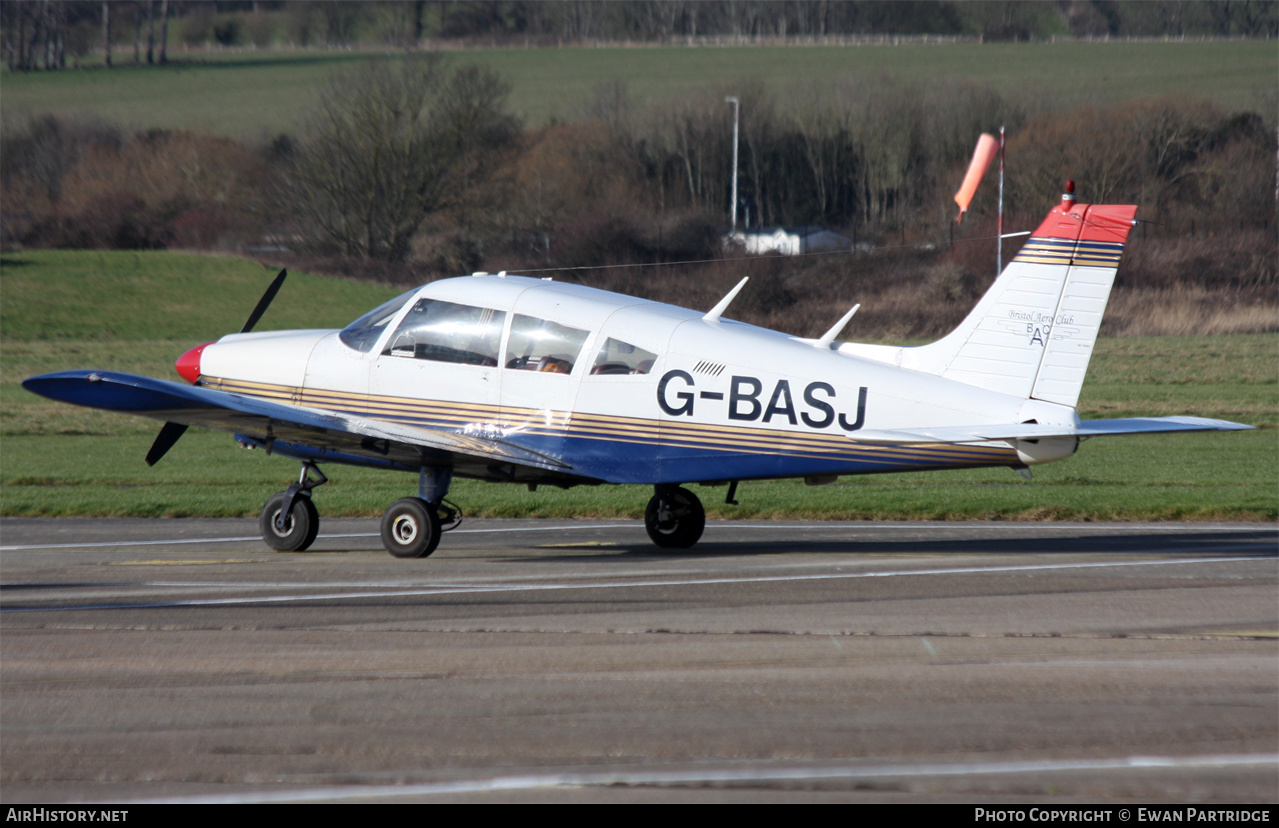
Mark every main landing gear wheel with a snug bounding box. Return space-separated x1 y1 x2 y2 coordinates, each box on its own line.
645 486 705 549
260 491 320 552
381 497 442 559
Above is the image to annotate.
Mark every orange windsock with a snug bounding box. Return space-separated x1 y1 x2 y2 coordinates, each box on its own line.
954 133 999 222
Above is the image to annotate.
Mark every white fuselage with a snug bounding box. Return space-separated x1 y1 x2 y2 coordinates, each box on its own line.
197 274 1047 484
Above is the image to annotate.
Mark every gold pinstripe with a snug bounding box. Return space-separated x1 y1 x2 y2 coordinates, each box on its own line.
200 376 1018 466
1012 236 1124 267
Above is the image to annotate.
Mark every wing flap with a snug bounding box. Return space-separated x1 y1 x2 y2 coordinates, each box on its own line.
22 370 571 472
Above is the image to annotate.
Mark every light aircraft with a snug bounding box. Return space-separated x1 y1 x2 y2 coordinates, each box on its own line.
24 185 1252 558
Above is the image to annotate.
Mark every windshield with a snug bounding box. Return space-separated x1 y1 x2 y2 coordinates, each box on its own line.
338 290 416 353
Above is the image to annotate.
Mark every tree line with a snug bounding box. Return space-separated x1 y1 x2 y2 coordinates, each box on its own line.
3 56 1275 339
4 1 1276 71
4 57 1274 267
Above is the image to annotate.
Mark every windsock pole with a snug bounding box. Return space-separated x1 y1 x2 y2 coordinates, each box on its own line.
997 125 1005 276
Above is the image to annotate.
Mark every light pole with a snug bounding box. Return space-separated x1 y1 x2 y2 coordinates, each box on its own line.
725 95 740 230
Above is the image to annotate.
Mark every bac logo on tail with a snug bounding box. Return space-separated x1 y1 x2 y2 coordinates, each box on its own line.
1005 310 1080 347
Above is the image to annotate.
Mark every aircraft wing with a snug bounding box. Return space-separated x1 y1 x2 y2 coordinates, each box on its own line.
850 417 1255 445
22 370 575 475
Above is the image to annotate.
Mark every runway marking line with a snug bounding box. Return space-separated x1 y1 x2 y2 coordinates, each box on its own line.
125 752 1279 804
535 542 620 548
1204 629 1278 638
1 555 1267 614
111 559 265 566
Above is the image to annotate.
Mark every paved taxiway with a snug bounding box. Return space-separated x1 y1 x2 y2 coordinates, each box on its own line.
2 518 1275 803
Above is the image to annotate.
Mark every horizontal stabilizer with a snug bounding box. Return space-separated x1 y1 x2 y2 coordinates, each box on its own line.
851 416 1254 445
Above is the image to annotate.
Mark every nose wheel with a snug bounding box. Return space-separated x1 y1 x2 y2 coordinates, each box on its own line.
260 491 319 551
645 485 705 549
258 462 327 552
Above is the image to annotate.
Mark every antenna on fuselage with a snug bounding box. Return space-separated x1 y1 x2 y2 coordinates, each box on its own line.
703 277 749 323
814 304 860 349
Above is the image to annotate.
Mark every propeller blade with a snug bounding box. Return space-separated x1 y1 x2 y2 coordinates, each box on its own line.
149 269 284 465
145 421 189 466
240 268 287 333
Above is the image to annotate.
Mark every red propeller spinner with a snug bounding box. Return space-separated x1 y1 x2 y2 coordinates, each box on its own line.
175 342 213 384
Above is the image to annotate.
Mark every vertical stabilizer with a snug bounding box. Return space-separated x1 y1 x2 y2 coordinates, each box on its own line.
880 199 1137 407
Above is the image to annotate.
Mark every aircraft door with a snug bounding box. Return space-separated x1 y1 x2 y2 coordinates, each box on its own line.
497 313 588 464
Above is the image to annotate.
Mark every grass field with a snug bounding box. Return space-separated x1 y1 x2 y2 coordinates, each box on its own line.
1 250 1274 521
3 41 1276 136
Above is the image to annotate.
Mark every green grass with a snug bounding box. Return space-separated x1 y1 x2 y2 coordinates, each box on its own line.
3 41 1275 136
0 250 402 438
0 429 1272 521
1078 334 1278 427
0 251 403 341
1 250 1274 520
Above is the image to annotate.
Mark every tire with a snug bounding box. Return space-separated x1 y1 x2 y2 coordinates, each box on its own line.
644 486 705 549
381 497 442 559
260 491 319 552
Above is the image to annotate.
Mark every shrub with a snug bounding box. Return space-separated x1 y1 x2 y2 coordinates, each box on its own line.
170 208 233 250
25 193 169 249
551 214 648 270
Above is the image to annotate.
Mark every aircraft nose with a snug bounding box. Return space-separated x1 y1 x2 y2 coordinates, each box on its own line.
175 342 213 384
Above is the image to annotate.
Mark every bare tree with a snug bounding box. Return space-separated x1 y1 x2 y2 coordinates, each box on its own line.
788 84 842 221
145 0 154 65
158 0 168 64
288 56 518 262
133 1 141 65
101 1 111 67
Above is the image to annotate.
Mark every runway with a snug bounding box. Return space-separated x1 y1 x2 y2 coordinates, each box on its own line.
2 518 1275 803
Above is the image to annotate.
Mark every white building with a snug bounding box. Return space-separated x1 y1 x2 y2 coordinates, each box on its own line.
726 226 852 256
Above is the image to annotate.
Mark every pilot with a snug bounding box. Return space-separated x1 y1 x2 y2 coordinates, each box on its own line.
538 357 571 374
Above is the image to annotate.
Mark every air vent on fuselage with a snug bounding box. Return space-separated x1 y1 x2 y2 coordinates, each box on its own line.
693 361 726 376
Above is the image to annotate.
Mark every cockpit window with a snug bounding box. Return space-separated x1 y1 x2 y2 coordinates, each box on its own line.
339 290 415 353
504 315 589 375
591 338 657 375
382 299 505 366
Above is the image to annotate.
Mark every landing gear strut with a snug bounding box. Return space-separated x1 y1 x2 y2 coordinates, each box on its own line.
259 462 327 552
644 485 705 549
